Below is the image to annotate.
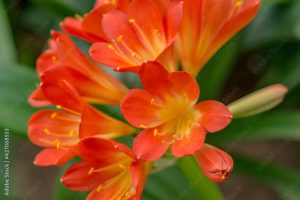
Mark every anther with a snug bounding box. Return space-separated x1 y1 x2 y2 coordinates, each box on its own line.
117 35 123 42
140 124 148 129
153 129 158 136
53 139 60 149
51 112 57 119
108 44 114 50
129 18 136 23
88 167 94 175
44 128 51 135
51 56 58 62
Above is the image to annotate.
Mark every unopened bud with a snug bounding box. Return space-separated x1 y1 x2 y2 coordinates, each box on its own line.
194 144 233 183
228 84 288 118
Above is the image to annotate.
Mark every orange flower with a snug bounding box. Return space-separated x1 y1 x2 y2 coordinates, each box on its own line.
177 0 261 76
89 0 183 72
121 62 232 160
60 0 128 43
28 80 135 166
194 144 233 183
28 32 128 106
62 137 150 200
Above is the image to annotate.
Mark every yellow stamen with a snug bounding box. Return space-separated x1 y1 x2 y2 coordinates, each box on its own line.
234 0 243 9
140 124 148 129
54 139 60 149
56 105 81 116
129 18 136 23
153 129 159 136
51 56 58 62
117 35 123 42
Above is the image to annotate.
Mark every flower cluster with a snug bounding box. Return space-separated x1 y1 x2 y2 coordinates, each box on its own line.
28 0 262 199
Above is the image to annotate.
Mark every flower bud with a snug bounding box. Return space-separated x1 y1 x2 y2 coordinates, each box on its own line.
228 84 288 118
194 144 233 183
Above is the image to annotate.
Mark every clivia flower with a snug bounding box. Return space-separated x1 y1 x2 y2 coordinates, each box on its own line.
194 144 234 183
61 0 129 43
177 0 261 76
121 62 232 160
89 0 183 72
28 78 135 167
29 31 128 107
62 137 151 200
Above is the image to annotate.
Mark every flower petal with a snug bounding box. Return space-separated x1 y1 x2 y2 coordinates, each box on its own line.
28 87 51 107
130 160 151 199
139 62 173 99
196 100 232 133
171 126 206 157
60 17 102 43
121 89 161 128
34 148 75 167
41 79 85 113
133 129 169 161
169 71 200 103
76 137 135 162
28 110 79 148
194 144 233 183
62 161 120 191
164 0 183 43
90 41 136 69
79 106 135 139
128 0 166 49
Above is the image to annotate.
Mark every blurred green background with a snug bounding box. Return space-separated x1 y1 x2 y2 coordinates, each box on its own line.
1 0 300 199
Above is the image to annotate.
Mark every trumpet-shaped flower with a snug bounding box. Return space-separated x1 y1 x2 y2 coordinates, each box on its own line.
29 32 128 106
61 0 129 43
121 62 232 160
62 137 150 200
89 0 183 72
177 0 261 76
194 144 233 183
29 80 135 166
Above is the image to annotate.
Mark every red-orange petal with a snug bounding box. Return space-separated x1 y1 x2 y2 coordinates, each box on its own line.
76 137 135 162
41 80 85 113
169 70 200 103
28 87 51 107
164 0 183 43
128 0 165 46
36 50 59 76
101 10 144 55
196 100 232 133
130 160 151 199
34 148 75 167
60 18 101 43
90 41 136 69
121 89 161 128
28 110 79 148
194 144 233 183
133 129 169 161
171 126 206 157
62 160 120 191
79 106 135 139
139 62 173 99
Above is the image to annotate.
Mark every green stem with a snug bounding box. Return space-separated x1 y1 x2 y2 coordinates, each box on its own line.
177 156 224 200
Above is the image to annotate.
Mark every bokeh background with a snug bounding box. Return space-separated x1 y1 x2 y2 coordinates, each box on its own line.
1 0 300 199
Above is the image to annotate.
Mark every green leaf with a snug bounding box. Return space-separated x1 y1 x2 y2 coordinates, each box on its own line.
197 36 240 100
144 166 197 200
29 0 81 19
234 155 300 200
177 156 224 200
242 1 300 50
0 0 17 61
0 62 37 138
207 111 300 146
